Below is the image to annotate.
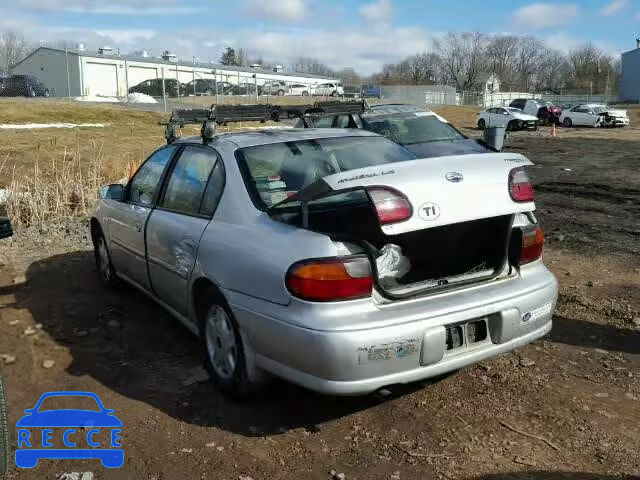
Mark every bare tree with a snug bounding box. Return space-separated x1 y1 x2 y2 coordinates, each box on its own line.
0 31 30 75
486 35 520 88
434 32 487 91
236 48 248 67
568 43 617 94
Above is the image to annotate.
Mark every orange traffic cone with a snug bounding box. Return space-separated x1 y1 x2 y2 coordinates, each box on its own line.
550 122 557 138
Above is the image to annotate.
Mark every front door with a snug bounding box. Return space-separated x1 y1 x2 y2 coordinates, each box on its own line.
108 146 177 290
146 145 225 316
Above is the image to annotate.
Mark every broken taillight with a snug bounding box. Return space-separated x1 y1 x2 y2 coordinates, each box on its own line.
519 225 544 264
368 187 412 225
286 256 373 302
509 167 534 202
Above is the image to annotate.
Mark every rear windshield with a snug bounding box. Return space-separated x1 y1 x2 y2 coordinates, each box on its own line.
236 136 415 208
361 112 464 146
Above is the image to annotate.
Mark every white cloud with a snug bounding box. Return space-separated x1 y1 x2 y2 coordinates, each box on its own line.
15 0 195 14
359 0 394 24
243 0 307 22
94 29 157 44
602 0 628 16
511 3 579 29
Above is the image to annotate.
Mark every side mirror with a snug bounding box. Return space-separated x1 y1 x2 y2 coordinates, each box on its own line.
0 217 13 239
99 183 125 201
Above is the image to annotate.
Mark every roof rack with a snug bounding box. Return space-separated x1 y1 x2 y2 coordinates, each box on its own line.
161 100 368 144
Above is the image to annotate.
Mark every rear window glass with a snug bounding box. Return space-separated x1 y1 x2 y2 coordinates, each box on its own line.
236 136 415 208
362 113 464 146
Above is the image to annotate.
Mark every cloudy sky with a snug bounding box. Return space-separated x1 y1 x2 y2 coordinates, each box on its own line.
3 0 639 73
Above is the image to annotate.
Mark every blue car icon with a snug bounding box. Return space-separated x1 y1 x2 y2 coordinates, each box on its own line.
16 391 123 468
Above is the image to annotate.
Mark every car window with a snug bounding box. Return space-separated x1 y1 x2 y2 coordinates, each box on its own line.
313 116 335 128
236 136 416 208
200 160 225 217
129 146 176 205
161 146 218 216
38 395 101 412
335 114 352 128
362 112 464 146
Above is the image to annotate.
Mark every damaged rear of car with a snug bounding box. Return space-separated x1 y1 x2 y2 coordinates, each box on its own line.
233 132 558 394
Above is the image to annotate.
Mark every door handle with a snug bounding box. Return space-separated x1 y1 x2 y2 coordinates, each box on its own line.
134 222 142 232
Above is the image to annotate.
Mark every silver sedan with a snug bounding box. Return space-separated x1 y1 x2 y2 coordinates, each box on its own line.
91 128 557 396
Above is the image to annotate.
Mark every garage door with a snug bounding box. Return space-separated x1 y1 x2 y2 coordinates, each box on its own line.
84 62 118 96
127 66 157 89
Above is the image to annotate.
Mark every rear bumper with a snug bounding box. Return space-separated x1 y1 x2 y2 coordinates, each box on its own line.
229 264 558 395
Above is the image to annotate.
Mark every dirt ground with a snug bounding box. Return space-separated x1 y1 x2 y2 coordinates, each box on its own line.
0 103 639 480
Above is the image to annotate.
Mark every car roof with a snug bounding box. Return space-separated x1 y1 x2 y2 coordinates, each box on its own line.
175 127 379 148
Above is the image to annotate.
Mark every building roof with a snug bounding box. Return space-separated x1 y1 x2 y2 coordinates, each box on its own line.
14 46 336 81
474 73 499 84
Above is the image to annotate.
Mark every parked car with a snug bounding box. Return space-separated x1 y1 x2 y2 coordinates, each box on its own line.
0 77 7 95
559 104 630 128
297 103 493 158
361 84 382 98
286 83 311 96
509 99 562 125
184 79 218 96
90 109 557 397
477 107 539 131
314 82 344 97
261 81 288 96
343 86 362 98
128 79 185 98
229 83 259 95
2 75 50 97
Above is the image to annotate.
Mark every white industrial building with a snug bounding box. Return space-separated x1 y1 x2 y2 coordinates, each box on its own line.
619 42 640 103
11 46 338 97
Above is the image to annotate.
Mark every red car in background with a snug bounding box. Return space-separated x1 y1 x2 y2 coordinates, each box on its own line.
510 98 562 125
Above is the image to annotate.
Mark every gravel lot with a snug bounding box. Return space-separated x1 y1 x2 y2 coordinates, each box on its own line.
1 117 639 480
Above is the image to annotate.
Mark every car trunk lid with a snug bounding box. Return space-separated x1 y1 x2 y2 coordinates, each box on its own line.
269 152 535 236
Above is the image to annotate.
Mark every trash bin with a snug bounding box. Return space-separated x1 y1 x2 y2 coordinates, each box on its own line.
483 126 506 151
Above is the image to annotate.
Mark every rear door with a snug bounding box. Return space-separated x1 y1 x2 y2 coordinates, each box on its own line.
146 145 224 316
108 146 177 290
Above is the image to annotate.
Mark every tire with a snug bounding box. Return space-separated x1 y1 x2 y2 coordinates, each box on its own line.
93 230 119 289
43 89 50 98
301 91 309 96
27 87 36 98
277 89 285 96
563 117 572 128
533 123 538 131
199 288 257 398
507 120 518 132
477 118 486 130
330 90 337 97
0 378 9 476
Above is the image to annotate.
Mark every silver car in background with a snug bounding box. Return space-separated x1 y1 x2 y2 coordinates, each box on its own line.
91 123 557 397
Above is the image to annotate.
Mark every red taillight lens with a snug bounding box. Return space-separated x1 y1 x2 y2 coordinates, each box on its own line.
509 167 534 202
520 225 544 264
287 257 373 301
368 187 412 225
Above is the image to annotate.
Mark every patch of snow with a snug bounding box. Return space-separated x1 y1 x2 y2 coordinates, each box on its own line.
0 189 9 205
0 123 109 130
126 92 157 104
73 95 119 103
73 93 157 104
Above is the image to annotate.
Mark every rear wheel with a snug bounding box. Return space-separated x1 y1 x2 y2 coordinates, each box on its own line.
27 86 36 98
43 89 50 98
199 289 258 398
302 90 309 96
507 120 519 132
563 117 572 128
477 118 486 130
277 89 285 96
330 90 338 97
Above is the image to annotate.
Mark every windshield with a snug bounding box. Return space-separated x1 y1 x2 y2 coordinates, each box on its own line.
236 136 415 208
592 106 608 114
361 112 464 146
